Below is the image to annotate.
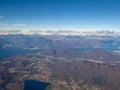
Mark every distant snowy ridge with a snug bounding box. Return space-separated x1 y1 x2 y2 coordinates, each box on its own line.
0 30 120 36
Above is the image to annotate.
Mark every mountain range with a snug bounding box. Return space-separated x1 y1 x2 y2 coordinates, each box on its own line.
0 30 120 36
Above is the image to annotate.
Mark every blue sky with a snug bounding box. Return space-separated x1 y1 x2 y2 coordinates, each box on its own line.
0 0 120 31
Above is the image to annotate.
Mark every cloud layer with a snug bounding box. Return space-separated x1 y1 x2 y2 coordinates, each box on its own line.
0 16 3 19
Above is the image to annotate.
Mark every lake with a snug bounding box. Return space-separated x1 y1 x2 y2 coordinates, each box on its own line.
0 47 41 60
0 46 119 60
24 80 50 90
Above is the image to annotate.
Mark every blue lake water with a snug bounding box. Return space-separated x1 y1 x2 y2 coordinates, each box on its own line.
0 46 119 60
0 47 41 60
24 80 50 90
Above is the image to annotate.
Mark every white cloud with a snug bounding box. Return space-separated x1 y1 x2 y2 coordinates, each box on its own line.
13 24 27 27
0 16 3 19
